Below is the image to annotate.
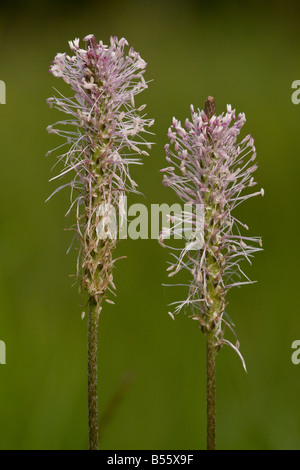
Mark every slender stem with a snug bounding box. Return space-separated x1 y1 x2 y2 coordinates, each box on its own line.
204 95 217 450
88 298 99 450
206 331 216 450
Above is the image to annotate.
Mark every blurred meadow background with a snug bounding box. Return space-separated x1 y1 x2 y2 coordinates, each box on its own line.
0 0 299 450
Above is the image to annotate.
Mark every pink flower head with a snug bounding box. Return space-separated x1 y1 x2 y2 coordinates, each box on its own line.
160 98 263 367
47 35 154 306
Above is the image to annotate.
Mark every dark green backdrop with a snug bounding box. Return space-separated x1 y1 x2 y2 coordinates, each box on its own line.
0 0 299 450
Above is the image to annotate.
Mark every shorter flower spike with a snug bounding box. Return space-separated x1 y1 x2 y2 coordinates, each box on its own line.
160 97 263 367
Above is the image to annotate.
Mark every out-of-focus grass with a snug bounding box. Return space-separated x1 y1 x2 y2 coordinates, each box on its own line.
0 0 299 450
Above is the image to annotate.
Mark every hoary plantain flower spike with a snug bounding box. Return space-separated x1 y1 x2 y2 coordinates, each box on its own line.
46 35 154 450
47 35 154 309
160 97 263 369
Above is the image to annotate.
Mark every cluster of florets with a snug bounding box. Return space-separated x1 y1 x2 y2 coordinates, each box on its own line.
160 103 263 365
47 35 154 308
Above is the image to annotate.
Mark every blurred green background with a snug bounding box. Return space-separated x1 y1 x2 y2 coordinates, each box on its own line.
0 0 299 450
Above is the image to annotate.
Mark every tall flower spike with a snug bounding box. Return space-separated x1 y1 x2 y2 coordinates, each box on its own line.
47 35 154 450
160 97 263 366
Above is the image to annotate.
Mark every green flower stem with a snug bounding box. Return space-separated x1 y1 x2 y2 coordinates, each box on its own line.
206 330 216 451
203 97 219 451
88 297 100 450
